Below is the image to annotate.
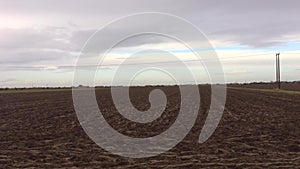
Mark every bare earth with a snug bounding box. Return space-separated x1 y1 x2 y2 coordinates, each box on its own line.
0 86 299 168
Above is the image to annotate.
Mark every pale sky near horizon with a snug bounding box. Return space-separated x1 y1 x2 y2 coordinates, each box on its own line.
0 0 300 87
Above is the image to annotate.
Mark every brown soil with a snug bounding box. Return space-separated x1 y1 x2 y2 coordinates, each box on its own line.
0 86 299 168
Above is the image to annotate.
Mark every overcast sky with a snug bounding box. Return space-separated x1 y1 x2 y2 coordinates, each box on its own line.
0 0 300 87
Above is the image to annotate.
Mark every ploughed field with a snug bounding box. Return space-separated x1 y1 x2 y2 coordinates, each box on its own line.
0 86 299 168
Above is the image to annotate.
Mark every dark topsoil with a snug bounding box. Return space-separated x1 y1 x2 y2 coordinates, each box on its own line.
0 85 299 168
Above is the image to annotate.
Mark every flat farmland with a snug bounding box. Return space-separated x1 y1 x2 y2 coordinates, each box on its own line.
0 86 299 168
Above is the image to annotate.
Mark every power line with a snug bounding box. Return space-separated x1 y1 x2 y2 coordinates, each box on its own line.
2 52 300 70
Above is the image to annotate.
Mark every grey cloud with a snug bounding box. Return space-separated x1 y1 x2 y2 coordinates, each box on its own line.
0 64 112 72
0 0 300 70
0 78 16 83
0 27 78 66
193 1 300 48
0 27 170 68
0 49 69 64
4 1 300 49
226 70 252 75
0 27 72 50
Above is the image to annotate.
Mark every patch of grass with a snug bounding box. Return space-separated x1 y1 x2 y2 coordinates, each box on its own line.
0 88 72 94
228 87 300 95
0 87 109 94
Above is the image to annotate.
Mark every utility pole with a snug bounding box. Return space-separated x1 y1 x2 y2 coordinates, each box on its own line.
276 53 281 89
